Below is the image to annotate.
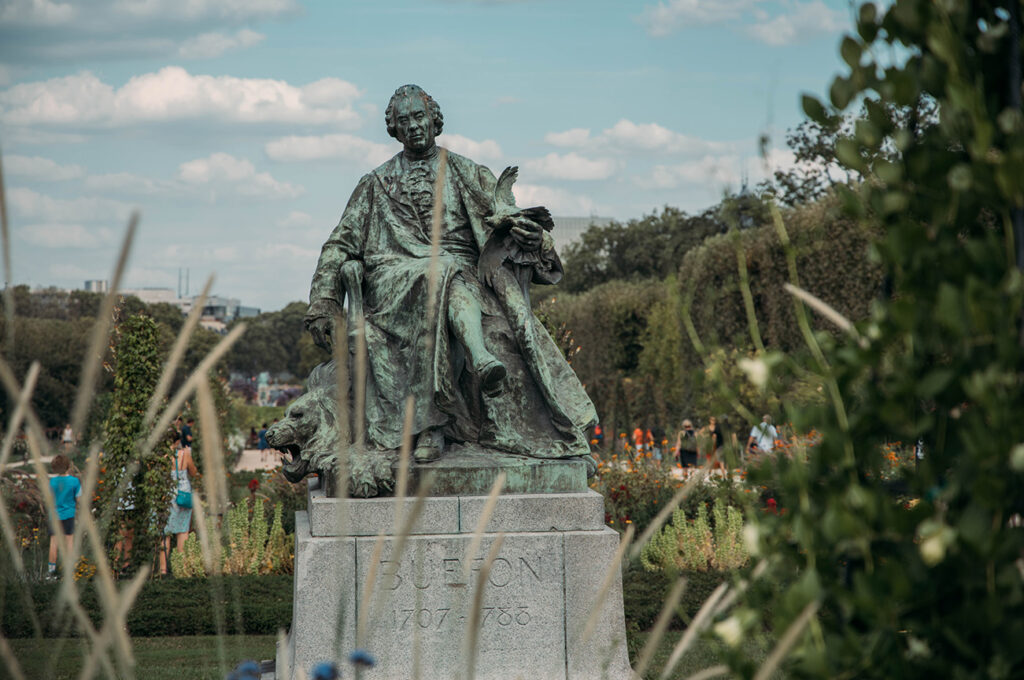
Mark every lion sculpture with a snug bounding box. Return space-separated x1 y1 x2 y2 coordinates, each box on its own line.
267 361 396 498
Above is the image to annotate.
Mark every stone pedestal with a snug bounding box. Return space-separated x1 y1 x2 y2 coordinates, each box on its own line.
277 477 632 680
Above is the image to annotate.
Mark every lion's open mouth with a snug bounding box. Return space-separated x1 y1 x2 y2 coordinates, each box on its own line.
275 441 311 483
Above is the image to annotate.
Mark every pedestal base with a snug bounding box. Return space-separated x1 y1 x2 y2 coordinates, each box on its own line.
277 482 631 680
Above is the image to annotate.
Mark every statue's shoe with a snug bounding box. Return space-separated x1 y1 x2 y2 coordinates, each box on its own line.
477 357 507 397
413 429 444 463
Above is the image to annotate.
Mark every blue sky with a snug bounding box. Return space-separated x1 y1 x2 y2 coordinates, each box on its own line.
1 0 852 311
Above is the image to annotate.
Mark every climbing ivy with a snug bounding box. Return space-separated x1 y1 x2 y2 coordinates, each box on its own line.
99 313 173 574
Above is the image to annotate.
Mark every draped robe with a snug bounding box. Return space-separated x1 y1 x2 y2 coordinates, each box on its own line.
307 148 597 460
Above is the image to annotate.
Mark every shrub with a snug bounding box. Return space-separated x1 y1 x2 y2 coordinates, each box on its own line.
0 575 293 638
590 451 680 535
640 500 749 573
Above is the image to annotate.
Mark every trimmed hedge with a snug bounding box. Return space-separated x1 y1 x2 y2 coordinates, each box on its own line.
1 575 292 638
622 564 726 632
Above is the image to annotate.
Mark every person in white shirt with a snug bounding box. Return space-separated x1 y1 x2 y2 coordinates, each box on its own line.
747 415 778 455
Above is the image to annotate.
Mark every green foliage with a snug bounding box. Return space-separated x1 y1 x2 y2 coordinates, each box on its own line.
640 501 749 573
226 301 322 377
560 205 753 294
725 3 1024 677
99 313 173 574
590 453 681 535
0 576 293 637
621 563 728 632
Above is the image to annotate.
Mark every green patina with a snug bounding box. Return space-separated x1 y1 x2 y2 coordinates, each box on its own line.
266 84 598 497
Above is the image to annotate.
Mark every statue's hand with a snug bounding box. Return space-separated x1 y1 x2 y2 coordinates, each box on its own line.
307 316 335 350
305 299 344 351
510 216 543 252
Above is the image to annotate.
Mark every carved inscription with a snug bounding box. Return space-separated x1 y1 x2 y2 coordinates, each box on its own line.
379 555 542 590
388 606 532 631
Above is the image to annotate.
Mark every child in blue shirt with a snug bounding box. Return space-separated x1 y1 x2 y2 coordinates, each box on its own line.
48 454 81 577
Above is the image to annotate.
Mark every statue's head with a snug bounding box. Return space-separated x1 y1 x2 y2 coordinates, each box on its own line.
385 84 444 153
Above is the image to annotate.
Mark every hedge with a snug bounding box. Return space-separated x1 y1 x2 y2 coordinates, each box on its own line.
1 575 293 638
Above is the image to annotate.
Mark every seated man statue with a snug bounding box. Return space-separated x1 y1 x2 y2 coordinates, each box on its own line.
302 83 596 480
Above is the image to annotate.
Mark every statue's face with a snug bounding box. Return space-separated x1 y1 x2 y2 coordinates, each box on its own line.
393 96 435 153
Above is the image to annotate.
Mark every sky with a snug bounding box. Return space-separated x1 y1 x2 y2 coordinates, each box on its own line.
0 0 854 312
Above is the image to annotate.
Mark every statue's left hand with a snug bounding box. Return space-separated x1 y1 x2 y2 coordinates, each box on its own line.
510 217 543 252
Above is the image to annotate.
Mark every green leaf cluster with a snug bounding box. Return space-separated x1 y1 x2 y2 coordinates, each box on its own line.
734 2 1024 677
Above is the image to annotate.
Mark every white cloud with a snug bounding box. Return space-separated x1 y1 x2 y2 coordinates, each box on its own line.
650 155 743 188
512 183 596 215
178 29 265 59
601 119 724 154
84 172 172 194
177 152 303 199
17 223 114 248
440 134 502 161
544 128 591 148
278 211 313 228
1 0 295 28
523 152 616 181
7 187 132 222
639 0 758 36
746 1 844 46
0 67 363 128
647 147 798 189
4 154 84 180
0 0 75 26
265 133 395 166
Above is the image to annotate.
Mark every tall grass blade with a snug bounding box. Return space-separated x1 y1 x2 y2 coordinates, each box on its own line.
659 582 729 679
70 212 138 438
463 532 505 680
460 471 506 583
0 150 13 352
631 577 687 680
630 460 708 560
580 523 634 644
0 634 26 680
752 600 820 680
143 275 215 427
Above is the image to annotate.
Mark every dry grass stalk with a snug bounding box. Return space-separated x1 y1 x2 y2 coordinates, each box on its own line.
711 559 767 617
460 471 506 583
580 522 635 645
659 581 729 679
463 532 506 680
393 396 415 519
752 600 820 680
143 276 215 427
0 363 40 575
783 282 866 347
0 151 13 351
0 634 26 680
630 459 709 561
424 148 448 334
141 323 247 457
353 313 367 452
70 212 138 437
683 665 730 680
631 577 688 680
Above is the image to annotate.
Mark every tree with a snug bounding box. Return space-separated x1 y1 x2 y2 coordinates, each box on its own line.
558 204 745 293
728 2 1024 678
99 314 173 574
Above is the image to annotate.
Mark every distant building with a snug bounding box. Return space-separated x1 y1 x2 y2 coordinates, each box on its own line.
551 216 614 250
83 280 109 293
116 288 260 328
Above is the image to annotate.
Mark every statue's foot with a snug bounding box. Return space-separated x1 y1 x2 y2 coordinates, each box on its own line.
476 357 507 397
413 428 444 463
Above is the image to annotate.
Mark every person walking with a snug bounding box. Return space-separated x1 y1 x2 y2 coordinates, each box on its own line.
60 424 74 454
159 437 199 576
706 416 725 467
674 419 699 467
257 423 269 462
47 454 81 578
747 414 779 456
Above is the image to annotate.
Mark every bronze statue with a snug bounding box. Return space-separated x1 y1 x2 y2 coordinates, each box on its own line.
274 84 597 496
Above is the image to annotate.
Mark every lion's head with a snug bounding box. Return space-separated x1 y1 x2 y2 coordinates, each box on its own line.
267 360 396 498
